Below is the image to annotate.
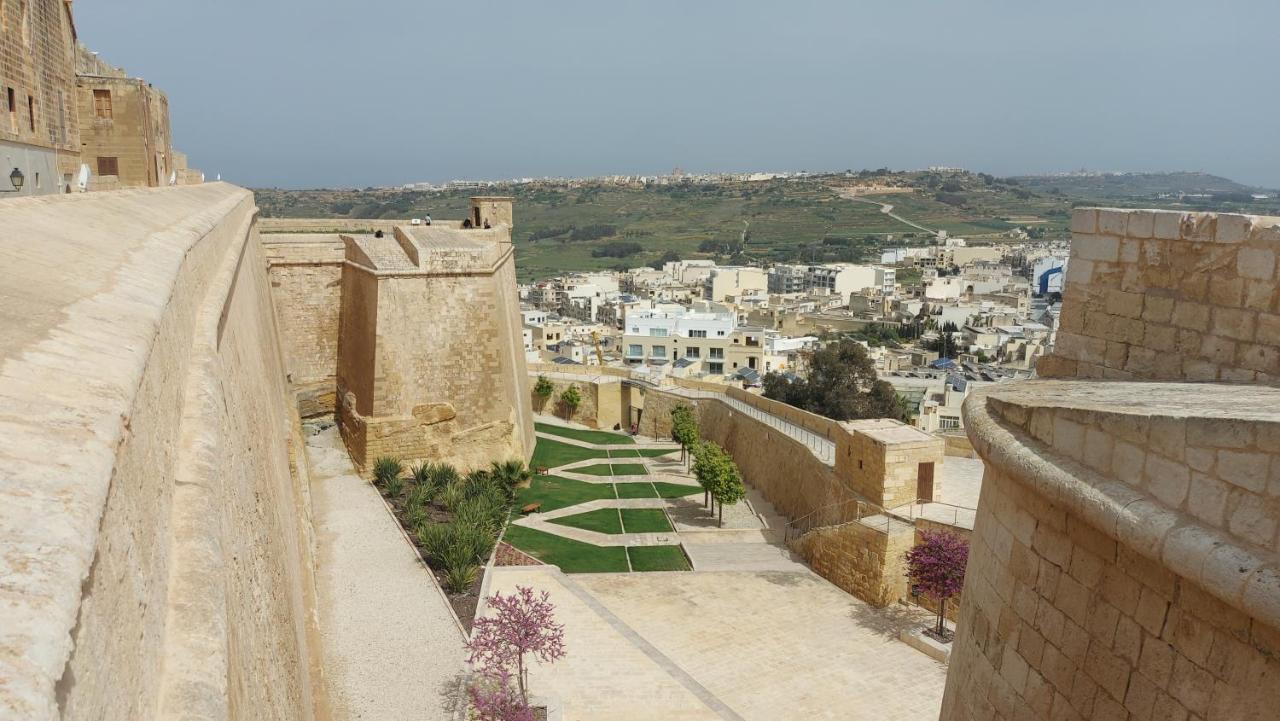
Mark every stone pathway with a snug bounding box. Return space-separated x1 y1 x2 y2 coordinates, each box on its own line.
486 564 947 721
307 427 466 720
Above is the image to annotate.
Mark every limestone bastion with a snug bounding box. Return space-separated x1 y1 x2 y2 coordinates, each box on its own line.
942 209 1280 721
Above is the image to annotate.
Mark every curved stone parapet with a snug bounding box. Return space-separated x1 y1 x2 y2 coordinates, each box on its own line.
942 380 1280 720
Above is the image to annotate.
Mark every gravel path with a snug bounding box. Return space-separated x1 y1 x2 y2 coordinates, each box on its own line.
307 427 467 720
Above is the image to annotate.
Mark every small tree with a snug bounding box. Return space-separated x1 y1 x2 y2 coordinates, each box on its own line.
557 385 581 420
692 441 744 527
905 530 969 639
670 405 699 466
466 586 566 712
533 375 554 411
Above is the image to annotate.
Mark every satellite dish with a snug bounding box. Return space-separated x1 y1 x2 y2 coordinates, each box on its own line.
77 164 90 192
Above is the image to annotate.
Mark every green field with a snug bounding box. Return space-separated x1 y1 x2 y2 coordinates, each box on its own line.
502 525 630 573
620 509 673 534
515 474 615 513
535 422 634 445
614 482 659 499
255 171 1280 282
627 545 691 572
529 439 609 470
551 508 624 535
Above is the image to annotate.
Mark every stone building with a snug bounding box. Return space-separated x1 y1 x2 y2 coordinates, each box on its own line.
943 208 1280 721
75 45 174 189
261 198 536 474
0 0 80 195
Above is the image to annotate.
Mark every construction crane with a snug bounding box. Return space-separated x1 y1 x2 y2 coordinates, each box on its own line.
590 330 606 367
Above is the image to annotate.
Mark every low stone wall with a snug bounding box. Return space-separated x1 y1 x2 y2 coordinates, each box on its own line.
793 519 914 608
528 374 625 430
0 185 324 720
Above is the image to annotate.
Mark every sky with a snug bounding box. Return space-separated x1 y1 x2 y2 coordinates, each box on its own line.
74 1 1280 189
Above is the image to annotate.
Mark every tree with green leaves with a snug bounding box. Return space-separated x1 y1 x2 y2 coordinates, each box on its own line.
762 339 904 421
691 441 745 527
533 375 554 411
557 384 581 419
670 405 699 466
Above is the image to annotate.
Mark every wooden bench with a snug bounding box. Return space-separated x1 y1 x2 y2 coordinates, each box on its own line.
520 502 542 515
536 466 549 475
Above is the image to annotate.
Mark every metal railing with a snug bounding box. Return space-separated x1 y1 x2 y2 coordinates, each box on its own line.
666 387 837 466
899 498 978 529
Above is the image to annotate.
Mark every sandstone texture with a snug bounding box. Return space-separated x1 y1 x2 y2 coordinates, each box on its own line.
943 209 1280 721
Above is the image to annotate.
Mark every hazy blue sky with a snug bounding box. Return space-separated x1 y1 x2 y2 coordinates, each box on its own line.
75 1 1279 189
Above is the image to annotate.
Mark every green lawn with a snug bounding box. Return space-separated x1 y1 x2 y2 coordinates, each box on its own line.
614 482 659 499
503 525 630 573
608 448 641 458
627 545 691 572
572 463 648 476
516 475 615 513
535 422 634 445
637 448 678 458
620 509 673 534
551 508 624 535
652 482 702 498
530 438 610 470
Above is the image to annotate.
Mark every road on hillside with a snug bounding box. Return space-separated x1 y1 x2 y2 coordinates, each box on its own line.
836 189 938 235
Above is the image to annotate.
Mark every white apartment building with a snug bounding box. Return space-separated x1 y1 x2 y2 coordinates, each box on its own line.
622 306 765 377
767 264 809 294
703 266 768 302
770 263 895 298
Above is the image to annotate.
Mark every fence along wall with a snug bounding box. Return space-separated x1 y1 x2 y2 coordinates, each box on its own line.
0 185 324 720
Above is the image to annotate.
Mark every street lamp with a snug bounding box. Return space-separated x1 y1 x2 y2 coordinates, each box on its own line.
1 167 23 193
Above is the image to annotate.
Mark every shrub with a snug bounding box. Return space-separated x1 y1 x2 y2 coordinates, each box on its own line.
490 460 531 491
382 473 404 499
405 501 429 529
557 385 582 418
443 561 479 594
416 523 451 564
429 463 461 496
372 456 404 488
442 542 481 593
533 375 554 400
440 481 468 512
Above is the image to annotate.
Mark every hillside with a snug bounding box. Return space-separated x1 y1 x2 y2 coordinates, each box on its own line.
254 170 1279 282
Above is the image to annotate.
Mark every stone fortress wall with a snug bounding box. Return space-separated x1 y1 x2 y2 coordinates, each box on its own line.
942 209 1280 721
262 201 535 474
0 185 324 720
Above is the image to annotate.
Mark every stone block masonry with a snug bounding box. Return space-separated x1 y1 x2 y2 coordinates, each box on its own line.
1045 207 1280 383
0 185 324 720
944 209 1280 721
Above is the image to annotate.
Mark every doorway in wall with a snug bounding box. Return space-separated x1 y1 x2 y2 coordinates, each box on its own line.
917 461 935 502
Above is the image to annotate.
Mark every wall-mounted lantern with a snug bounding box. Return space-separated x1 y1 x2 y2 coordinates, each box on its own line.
1 168 24 193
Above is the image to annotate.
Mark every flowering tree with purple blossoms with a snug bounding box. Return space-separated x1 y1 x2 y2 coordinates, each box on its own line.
466 585 566 719
905 530 969 639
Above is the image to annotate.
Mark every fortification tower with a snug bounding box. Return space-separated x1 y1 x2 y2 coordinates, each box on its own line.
332 206 534 473
942 209 1280 720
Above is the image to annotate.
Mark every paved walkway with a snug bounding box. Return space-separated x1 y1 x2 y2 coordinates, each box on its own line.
487 564 946 721
307 426 466 720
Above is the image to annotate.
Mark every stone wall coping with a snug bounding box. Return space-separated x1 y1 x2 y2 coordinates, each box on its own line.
963 381 1280 633
0 183 255 719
